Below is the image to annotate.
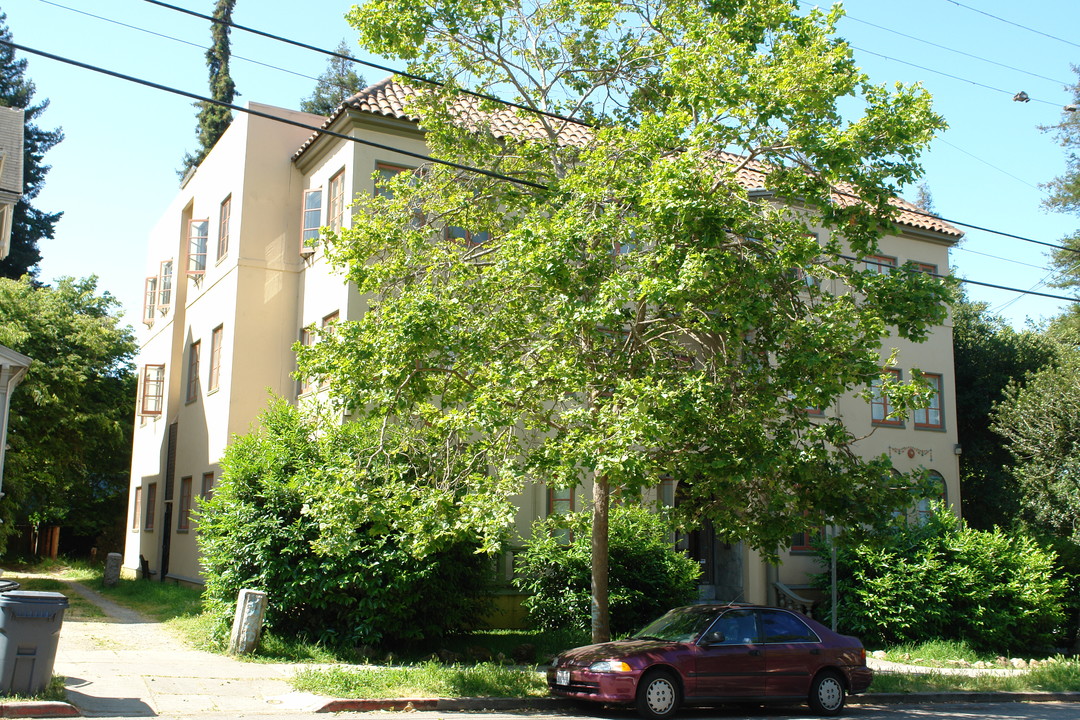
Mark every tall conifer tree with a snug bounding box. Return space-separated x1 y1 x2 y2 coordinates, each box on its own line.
180 0 237 176
300 40 367 116
0 11 63 280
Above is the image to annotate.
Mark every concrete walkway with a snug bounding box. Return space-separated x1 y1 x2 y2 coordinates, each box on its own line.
53 582 325 717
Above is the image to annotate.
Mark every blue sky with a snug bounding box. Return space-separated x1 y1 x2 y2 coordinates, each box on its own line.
7 0 1080 329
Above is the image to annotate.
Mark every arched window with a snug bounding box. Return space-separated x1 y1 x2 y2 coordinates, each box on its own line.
916 470 947 524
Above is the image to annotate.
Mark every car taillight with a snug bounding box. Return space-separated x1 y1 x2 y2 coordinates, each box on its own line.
860 647 866 664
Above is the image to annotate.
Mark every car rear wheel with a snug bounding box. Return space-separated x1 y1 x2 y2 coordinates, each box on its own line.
808 670 846 715
635 669 681 720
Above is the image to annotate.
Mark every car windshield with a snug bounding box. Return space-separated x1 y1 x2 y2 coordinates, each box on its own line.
632 606 719 643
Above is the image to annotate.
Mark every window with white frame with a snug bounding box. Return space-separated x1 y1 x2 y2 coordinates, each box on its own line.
870 368 903 426
140 364 165 416
217 195 231 261
914 372 944 430
188 219 208 276
300 188 322 255
143 276 158 324
186 340 200 403
159 260 173 310
209 325 223 392
328 169 345 231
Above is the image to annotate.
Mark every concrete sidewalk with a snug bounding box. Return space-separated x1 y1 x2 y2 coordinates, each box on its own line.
51 582 326 717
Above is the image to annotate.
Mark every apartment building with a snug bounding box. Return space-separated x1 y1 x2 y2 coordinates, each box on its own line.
124 80 961 611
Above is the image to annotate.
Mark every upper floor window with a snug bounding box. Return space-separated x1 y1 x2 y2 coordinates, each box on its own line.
143 277 158 325
914 261 938 275
140 364 165 416
446 226 490 247
864 255 897 274
328 169 345 231
870 368 903 426
217 195 231 261
375 163 411 198
186 340 201 403
301 188 322 255
209 325 223 392
914 372 944 430
188 219 209 276
159 261 174 310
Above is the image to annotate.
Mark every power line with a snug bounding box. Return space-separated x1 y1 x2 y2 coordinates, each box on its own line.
824 3 1071 87
944 0 1080 52
139 0 595 130
938 138 1041 191
37 0 340 91
849 43 1061 108
7 39 1074 306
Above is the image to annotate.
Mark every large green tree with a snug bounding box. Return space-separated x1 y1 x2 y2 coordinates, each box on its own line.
0 12 63 280
0 276 136 552
306 0 951 641
952 297 1058 530
1040 66 1080 330
992 345 1080 540
180 0 237 176
300 40 368 116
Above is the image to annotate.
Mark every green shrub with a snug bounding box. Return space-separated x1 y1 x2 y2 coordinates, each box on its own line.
198 400 503 650
818 505 1066 651
514 503 700 635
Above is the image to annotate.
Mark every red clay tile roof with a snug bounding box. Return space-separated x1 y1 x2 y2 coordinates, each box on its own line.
294 78 961 240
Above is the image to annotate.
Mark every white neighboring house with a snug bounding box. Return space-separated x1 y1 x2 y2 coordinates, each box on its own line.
125 82 962 622
0 106 28 504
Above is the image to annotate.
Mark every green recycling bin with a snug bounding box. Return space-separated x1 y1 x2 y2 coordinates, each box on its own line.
0 591 68 695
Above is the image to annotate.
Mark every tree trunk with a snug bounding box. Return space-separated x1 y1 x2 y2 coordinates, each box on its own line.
591 474 610 643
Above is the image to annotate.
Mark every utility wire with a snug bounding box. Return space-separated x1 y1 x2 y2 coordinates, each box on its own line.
139 0 595 129
1 39 547 191
7 39 1074 304
814 1 1071 87
944 0 1080 52
849 44 1061 108
37 0 337 90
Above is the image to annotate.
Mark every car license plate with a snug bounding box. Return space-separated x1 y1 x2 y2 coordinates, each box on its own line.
556 669 570 686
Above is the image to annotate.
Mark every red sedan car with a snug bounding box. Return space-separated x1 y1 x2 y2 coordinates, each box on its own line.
547 604 872 719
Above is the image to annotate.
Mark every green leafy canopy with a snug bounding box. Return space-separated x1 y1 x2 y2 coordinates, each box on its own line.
301 0 953 559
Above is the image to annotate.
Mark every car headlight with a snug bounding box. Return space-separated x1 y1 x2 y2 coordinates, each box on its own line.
588 660 633 673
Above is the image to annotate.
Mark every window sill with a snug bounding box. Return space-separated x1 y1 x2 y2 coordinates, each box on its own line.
872 421 906 429
914 425 946 432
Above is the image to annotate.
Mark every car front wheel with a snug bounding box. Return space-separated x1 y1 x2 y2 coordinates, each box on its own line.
808 670 846 715
635 670 681 720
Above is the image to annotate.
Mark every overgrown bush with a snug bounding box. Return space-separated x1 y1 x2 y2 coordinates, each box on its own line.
817 505 1066 651
514 504 700 635
198 400 507 650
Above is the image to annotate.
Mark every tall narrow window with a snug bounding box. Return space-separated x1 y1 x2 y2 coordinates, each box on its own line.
658 477 676 508
144 482 157 531
159 260 173 309
201 471 215 500
328 170 345 231
547 486 574 543
914 373 944 430
188 219 208 276
132 486 142 530
143 277 158 324
300 188 322 255
186 341 200 403
297 326 314 395
870 368 903 426
140 364 165 416
208 325 223 392
177 476 193 531
217 195 231 260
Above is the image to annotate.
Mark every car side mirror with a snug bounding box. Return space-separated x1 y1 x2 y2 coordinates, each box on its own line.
702 631 725 646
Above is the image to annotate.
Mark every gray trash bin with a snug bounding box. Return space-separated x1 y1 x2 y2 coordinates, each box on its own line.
0 591 68 695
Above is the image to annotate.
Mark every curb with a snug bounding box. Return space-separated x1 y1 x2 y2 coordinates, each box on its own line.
0 702 79 718
315 691 1080 713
